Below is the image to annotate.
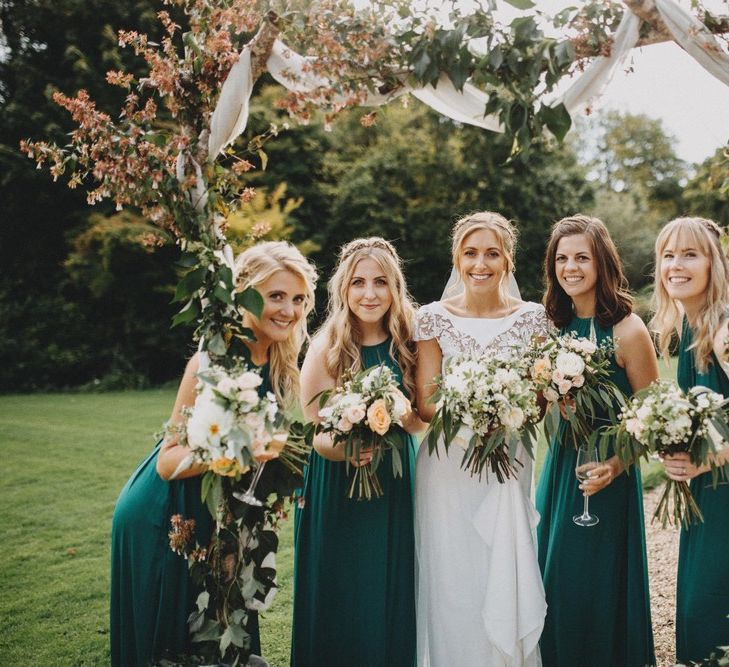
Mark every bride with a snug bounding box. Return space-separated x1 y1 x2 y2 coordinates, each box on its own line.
414 212 548 666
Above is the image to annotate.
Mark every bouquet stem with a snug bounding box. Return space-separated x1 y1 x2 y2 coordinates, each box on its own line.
465 445 522 483
652 479 704 528
347 464 384 500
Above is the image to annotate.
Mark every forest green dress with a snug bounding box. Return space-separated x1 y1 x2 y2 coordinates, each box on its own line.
676 317 729 664
291 340 417 666
110 364 270 667
536 316 655 667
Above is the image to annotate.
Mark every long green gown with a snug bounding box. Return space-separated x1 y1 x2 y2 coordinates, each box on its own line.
291 340 417 666
536 316 655 667
110 364 270 666
676 317 729 664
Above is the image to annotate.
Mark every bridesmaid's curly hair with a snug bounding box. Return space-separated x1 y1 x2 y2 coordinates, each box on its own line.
543 215 632 329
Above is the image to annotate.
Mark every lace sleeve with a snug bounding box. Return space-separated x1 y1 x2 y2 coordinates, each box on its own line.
512 304 552 348
413 303 443 342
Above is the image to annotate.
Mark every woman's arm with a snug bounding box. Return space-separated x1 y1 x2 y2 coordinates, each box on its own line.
582 315 659 497
300 336 372 464
415 338 442 422
156 352 209 480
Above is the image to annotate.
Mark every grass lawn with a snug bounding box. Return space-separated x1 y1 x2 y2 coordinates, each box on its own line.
0 360 677 664
0 391 294 666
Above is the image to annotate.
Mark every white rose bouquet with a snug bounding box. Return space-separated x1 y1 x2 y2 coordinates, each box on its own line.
603 381 729 527
163 363 299 494
315 364 412 500
425 351 541 481
529 332 623 449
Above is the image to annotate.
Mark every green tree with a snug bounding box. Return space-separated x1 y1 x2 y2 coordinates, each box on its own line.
684 146 729 227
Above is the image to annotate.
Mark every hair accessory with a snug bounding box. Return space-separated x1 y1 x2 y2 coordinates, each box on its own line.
340 238 397 261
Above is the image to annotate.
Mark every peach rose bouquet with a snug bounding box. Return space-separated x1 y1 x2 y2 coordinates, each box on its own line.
315 364 411 500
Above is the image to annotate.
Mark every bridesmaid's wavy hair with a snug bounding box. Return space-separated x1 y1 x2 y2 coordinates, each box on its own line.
650 216 729 372
543 214 632 329
235 241 318 407
450 211 517 304
316 237 417 396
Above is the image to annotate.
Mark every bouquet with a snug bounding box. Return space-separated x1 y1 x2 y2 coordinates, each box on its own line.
425 351 541 481
529 332 623 449
603 381 729 527
315 364 411 500
164 362 308 507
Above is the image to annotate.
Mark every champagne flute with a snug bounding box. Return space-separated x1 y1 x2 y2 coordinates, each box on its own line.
573 444 599 527
234 417 290 506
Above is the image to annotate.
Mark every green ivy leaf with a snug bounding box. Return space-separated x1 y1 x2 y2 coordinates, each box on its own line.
541 102 572 142
504 0 535 8
236 286 263 318
172 266 207 303
208 333 227 356
171 298 200 327
213 284 234 305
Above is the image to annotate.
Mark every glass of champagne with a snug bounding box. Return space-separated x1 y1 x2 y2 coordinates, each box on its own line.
573 444 600 527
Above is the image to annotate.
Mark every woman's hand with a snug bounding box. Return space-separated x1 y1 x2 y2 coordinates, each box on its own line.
253 432 287 463
349 445 374 467
662 452 710 481
580 456 623 496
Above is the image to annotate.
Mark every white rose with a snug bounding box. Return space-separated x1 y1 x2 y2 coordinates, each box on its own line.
389 389 410 421
570 338 597 356
238 389 259 406
543 386 559 403
635 405 652 422
318 406 334 420
572 375 585 388
500 406 525 429
236 371 263 391
344 404 366 424
216 377 238 396
337 416 353 433
558 380 573 395
555 351 585 378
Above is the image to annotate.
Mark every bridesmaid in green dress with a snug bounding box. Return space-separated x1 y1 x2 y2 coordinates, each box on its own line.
110 241 317 667
536 215 657 666
292 238 425 666
651 216 729 664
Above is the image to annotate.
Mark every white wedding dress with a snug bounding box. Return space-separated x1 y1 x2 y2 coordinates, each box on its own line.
414 301 549 667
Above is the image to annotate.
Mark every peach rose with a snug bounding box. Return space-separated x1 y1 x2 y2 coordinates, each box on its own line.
367 398 391 435
531 357 552 383
210 457 248 477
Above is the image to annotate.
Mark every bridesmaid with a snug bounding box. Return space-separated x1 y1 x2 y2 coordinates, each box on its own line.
536 215 657 666
651 216 729 664
292 237 425 666
110 241 317 667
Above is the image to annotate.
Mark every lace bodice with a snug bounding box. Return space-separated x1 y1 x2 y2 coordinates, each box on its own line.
414 301 550 370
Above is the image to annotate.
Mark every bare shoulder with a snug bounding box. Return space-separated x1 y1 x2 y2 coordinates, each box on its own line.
614 313 650 342
304 333 329 362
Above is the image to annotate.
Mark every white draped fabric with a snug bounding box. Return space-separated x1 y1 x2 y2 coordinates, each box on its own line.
654 0 729 87
204 0 729 162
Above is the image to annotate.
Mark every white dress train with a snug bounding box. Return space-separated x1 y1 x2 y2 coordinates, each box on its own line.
414 301 549 667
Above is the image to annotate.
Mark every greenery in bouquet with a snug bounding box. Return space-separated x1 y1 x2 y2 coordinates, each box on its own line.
529 332 623 450
163 361 311 662
314 364 411 500
602 381 729 528
425 351 541 482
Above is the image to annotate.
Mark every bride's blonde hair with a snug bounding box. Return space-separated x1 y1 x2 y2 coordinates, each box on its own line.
235 241 318 407
650 217 729 372
316 238 417 395
450 211 517 303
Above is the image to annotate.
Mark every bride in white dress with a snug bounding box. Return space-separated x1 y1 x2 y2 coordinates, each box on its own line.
414 212 549 667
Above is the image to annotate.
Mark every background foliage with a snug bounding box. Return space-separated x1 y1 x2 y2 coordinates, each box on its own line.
1 0 726 391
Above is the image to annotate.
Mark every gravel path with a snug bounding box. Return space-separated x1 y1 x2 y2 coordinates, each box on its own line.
644 486 681 666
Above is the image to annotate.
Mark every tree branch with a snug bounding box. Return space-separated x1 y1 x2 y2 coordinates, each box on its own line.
571 0 729 59
250 11 282 82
